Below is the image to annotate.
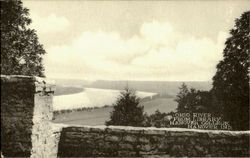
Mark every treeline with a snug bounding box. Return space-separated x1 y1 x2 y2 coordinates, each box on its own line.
140 93 174 102
52 105 111 120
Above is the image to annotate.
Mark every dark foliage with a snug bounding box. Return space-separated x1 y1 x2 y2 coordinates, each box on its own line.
174 12 249 130
144 110 174 128
175 83 219 114
106 88 146 127
212 11 250 130
1 0 46 76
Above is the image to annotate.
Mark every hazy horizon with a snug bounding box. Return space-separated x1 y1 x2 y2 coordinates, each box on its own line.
51 77 213 82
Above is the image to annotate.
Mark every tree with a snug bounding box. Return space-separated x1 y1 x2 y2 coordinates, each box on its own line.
175 83 219 114
106 88 146 127
175 83 189 112
212 11 249 130
175 83 204 113
1 0 46 77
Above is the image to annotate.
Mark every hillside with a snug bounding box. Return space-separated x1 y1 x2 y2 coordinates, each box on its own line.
52 78 93 87
54 86 84 96
53 79 212 97
87 80 212 96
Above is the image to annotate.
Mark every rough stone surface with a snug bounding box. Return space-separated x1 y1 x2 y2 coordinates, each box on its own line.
58 126 250 157
1 76 36 157
1 75 58 157
30 91 61 158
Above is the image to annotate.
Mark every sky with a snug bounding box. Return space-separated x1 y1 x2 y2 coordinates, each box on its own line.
23 0 249 81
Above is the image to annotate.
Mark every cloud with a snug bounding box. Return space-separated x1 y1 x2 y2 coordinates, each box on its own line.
30 13 70 34
44 21 228 81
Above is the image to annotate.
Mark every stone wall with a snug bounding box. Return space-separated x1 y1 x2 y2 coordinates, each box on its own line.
1 75 58 157
58 125 250 157
1 75 250 157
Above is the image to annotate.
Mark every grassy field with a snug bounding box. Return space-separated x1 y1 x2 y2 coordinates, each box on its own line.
53 98 177 125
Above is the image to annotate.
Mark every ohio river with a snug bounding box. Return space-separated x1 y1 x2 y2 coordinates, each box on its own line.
53 88 157 111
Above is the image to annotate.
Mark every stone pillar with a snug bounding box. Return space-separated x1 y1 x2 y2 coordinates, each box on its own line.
1 75 55 157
